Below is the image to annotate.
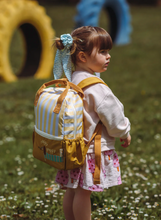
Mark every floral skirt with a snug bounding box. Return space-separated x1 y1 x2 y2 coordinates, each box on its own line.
55 150 122 192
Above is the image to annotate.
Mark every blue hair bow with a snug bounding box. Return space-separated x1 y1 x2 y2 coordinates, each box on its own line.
53 34 73 81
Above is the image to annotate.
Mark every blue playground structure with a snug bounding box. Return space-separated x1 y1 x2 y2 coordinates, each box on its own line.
75 0 132 45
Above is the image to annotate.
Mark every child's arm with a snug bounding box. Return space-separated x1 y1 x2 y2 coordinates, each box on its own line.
120 134 131 148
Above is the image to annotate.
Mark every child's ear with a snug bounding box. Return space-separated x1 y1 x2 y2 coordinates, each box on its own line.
78 51 87 63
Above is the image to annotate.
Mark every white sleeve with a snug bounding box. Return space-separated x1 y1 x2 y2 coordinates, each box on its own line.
96 89 131 139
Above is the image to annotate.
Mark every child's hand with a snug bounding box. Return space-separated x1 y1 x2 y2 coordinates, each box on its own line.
120 135 131 148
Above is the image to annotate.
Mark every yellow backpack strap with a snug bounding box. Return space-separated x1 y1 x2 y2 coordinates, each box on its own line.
78 77 107 184
93 122 102 185
86 121 102 184
77 77 108 89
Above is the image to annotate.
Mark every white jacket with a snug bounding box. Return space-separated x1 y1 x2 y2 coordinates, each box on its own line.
72 71 131 153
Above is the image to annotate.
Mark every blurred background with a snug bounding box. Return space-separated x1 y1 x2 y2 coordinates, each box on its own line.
0 0 161 219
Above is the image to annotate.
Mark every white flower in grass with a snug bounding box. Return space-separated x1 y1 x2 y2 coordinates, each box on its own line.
44 210 47 213
105 208 111 212
45 192 50 196
144 214 148 217
134 200 139 203
152 184 157 188
53 200 58 203
111 205 117 208
5 137 16 142
154 134 160 140
18 171 24 176
35 201 40 203
154 194 158 197
133 214 138 216
124 187 129 190
127 213 131 216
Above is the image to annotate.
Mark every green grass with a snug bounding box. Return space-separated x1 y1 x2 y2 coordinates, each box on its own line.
0 4 161 220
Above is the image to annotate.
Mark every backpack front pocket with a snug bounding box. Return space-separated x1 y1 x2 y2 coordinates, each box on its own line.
63 137 88 170
33 130 65 170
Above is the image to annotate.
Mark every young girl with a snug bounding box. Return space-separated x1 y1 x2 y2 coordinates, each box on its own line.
53 26 131 220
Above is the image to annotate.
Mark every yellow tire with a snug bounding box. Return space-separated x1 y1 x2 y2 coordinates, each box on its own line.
0 0 55 82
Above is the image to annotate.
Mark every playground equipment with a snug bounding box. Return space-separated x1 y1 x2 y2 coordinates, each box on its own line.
0 0 55 82
75 0 132 45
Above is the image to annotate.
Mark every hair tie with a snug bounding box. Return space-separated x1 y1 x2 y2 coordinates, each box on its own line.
61 34 73 49
53 34 73 81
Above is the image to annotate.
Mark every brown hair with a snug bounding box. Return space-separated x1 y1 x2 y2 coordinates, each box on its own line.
54 26 112 66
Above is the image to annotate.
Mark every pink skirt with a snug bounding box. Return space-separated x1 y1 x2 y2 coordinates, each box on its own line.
55 150 122 192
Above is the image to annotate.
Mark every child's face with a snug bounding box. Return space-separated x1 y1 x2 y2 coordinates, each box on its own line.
85 47 111 74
